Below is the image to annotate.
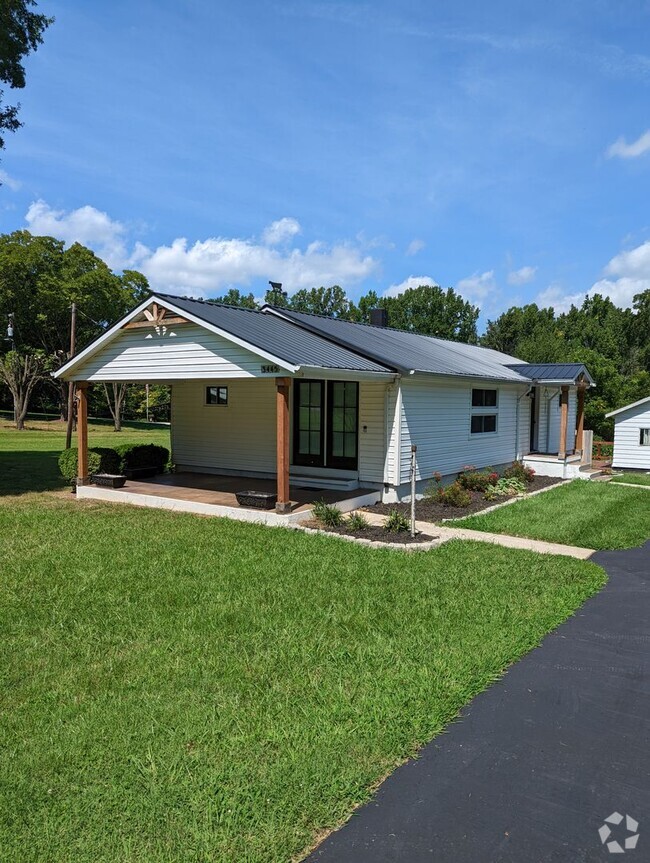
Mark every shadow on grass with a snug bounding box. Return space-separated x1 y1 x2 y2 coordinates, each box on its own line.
0 450 68 496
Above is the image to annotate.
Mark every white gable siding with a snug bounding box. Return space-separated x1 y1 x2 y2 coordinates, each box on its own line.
71 323 277 382
397 376 530 484
612 403 650 469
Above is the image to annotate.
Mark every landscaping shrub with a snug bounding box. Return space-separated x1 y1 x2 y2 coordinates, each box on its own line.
114 443 169 474
385 509 410 532
503 460 535 484
58 447 121 485
438 480 472 508
458 465 500 491
312 499 344 527
346 512 369 531
484 477 527 501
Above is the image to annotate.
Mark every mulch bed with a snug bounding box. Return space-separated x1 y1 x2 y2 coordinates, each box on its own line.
303 519 435 544
364 475 565 522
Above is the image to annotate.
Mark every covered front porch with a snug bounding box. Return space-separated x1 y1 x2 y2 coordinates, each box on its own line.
76 471 380 525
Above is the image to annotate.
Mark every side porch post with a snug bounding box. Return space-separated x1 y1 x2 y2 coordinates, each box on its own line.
575 384 586 455
275 377 292 514
76 382 90 485
558 385 569 460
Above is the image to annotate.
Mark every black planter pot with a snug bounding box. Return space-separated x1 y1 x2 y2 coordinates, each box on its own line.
235 490 277 510
91 473 127 489
124 466 159 480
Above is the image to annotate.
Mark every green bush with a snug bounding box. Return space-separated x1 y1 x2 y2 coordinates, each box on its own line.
114 443 169 473
503 460 535 484
346 512 369 531
458 466 500 491
436 480 472 508
58 447 121 484
385 510 410 532
483 477 527 501
312 499 344 527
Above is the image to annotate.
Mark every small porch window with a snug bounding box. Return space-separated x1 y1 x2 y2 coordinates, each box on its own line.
640 428 650 446
206 386 228 406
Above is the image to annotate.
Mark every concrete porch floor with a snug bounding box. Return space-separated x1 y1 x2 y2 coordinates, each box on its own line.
76 472 380 525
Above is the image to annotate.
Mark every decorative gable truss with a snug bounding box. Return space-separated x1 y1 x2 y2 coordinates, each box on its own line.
122 302 189 332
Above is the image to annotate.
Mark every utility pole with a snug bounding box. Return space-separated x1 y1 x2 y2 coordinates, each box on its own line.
64 302 77 449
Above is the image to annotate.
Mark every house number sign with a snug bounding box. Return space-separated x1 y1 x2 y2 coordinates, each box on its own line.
261 364 280 374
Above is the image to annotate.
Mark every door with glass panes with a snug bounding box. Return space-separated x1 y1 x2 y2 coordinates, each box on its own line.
293 380 358 470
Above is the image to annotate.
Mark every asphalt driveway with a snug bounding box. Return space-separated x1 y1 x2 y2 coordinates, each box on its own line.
308 541 650 863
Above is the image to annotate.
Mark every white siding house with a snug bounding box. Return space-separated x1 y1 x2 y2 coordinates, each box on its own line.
54 293 594 517
607 397 650 471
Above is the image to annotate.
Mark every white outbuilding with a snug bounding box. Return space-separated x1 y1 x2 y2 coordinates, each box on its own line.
606 396 650 471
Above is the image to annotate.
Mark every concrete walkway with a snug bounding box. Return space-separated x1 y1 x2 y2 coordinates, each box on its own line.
307 540 650 863
362 511 595 559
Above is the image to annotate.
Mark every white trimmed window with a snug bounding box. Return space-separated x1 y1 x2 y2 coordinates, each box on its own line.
471 388 498 434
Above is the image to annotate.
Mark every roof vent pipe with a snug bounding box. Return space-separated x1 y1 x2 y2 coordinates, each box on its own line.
369 308 388 328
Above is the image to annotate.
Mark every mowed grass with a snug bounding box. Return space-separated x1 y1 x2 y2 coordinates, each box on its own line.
610 473 650 487
0 415 170 495
0 495 605 863
454 480 650 549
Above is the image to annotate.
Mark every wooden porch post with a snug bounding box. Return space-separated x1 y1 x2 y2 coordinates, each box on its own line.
558 385 569 460
76 382 89 485
575 385 586 455
275 377 291 514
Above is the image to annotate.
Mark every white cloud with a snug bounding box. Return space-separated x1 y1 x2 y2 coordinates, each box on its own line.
0 169 21 191
384 275 438 298
535 239 650 312
456 270 496 302
534 284 586 313
22 200 378 294
25 200 128 269
507 265 536 286
607 129 650 159
405 238 425 256
261 217 301 246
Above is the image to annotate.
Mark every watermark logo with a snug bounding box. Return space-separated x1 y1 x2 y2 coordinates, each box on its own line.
598 812 639 854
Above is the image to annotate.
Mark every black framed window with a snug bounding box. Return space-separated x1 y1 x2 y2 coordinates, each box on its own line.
471 414 497 434
640 428 650 446
206 386 228 406
472 388 498 407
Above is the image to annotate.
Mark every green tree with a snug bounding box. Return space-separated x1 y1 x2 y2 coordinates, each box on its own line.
0 0 53 153
289 285 357 319
0 230 149 416
481 304 556 356
210 288 257 309
370 285 479 342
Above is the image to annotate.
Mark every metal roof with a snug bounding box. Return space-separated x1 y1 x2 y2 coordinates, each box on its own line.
507 363 594 385
606 394 650 418
263 306 531 382
154 294 392 373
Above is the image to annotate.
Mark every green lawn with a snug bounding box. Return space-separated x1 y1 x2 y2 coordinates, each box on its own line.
0 425 607 861
454 480 650 549
610 473 650 487
0 415 170 495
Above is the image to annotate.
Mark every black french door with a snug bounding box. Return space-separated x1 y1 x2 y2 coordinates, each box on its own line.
293 380 325 467
293 380 359 470
326 381 358 469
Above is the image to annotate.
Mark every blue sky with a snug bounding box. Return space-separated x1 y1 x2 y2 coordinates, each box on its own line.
2 0 650 325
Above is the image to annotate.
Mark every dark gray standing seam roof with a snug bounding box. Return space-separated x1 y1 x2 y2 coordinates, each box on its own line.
507 363 594 384
155 294 392 373
263 306 531 383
